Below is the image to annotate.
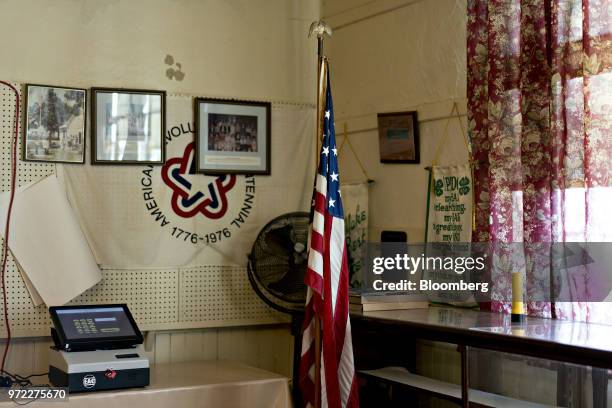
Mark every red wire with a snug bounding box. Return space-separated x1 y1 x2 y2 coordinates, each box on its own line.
0 80 19 374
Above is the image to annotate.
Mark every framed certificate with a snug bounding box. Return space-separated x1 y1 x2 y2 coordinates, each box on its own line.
377 111 420 164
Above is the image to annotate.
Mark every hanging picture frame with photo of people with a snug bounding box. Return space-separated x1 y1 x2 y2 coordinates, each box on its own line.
195 98 271 175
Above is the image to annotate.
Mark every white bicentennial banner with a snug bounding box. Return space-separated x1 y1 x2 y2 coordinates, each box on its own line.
61 95 316 268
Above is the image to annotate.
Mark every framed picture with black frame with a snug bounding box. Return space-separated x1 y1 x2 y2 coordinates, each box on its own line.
23 84 87 164
195 98 271 175
377 110 420 164
91 87 166 165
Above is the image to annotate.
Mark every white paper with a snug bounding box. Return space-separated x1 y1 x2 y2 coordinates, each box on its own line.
14 256 44 306
0 175 101 306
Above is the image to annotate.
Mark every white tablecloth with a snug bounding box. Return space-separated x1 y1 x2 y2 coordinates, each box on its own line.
1 360 292 408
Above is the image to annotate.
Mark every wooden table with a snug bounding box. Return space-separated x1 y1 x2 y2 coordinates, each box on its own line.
351 306 612 407
0 361 292 408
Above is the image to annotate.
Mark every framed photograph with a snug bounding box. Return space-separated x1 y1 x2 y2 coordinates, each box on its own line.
91 88 166 165
195 98 270 175
23 84 87 163
377 111 420 163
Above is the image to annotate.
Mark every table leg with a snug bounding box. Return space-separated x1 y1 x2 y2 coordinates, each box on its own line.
557 364 586 407
592 368 608 408
460 345 469 408
291 314 304 406
556 364 569 406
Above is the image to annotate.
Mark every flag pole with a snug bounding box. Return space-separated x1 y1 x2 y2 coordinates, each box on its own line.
314 312 322 408
308 20 332 408
310 20 332 169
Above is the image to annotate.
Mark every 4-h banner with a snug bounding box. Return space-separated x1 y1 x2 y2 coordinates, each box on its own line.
424 163 475 305
61 95 315 268
426 164 473 243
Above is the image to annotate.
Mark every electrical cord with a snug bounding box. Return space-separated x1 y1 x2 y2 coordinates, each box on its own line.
16 373 48 381
0 371 48 387
0 81 20 381
0 370 51 406
1 371 31 388
0 83 52 407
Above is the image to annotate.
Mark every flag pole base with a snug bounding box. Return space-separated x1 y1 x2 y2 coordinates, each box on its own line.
511 313 525 323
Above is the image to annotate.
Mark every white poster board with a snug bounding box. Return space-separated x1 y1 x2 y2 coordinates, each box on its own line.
0 176 101 306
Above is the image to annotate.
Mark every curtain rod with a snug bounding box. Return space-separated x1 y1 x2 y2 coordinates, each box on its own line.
339 113 467 137
330 0 428 31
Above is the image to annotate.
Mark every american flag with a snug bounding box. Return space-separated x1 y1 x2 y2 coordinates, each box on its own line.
299 63 359 408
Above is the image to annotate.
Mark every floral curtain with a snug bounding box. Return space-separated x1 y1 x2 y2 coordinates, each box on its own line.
467 0 612 321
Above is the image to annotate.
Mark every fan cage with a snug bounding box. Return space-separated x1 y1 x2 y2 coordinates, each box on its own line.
247 211 309 315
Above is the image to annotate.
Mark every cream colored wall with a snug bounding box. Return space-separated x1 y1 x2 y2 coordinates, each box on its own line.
0 0 318 378
324 0 469 242
1 0 318 103
4 326 294 380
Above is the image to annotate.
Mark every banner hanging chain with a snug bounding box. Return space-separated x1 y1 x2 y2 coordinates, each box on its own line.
431 101 471 167
427 101 476 235
337 122 371 182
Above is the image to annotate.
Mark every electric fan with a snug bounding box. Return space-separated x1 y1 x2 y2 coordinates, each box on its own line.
247 212 309 400
247 212 309 314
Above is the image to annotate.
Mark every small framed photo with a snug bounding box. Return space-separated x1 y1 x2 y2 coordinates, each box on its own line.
91 88 166 165
195 98 271 175
377 111 420 163
23 84 87 163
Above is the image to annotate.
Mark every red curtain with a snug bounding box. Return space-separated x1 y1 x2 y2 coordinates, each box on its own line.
467 0 612 321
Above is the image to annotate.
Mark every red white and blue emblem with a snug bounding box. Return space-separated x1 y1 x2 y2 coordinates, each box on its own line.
140 118 255 248
161 142 236 219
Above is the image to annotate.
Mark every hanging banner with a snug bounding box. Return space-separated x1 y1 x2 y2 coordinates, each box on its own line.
426 164 472 243
341 182 368 287
424 163 476 306
61 95 315 268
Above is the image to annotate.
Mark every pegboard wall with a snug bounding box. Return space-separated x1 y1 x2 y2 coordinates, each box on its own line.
0 82 287 337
